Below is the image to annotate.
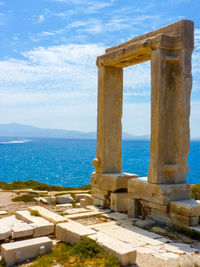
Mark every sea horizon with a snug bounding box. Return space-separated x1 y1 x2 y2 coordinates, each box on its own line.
0 137 199 187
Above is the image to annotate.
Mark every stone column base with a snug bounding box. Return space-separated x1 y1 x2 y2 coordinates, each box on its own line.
128 177 190 205
127 177 200 227
91 172 138 208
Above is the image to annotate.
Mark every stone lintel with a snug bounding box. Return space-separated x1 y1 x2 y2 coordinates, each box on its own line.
91 172 138 192
170 200 200 217
128 177 190 205
97 20 193 68
96 35 182 68
106 20 194 53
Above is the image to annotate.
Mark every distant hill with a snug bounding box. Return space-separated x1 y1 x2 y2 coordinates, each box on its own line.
0 123 150 140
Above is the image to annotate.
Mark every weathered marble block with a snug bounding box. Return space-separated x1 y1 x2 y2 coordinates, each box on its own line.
16 210 54 237
29 206 67 224
89 232 136 266
170 213 198 226
128 177 190 204
56 194 73 204
56 221 96 244
170 199 200 216
111 192 128 213
91 172 138 192
1 237 52 267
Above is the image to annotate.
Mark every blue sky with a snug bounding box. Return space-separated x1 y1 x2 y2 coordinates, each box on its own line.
0 0 200 137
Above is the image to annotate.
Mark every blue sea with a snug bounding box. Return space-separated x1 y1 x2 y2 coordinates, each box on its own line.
0 137 199 186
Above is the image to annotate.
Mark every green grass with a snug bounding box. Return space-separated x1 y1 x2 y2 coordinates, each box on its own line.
11 194 37 203
30 210 41 217
58 211 69 216
0 179 91 192
26 238 119 267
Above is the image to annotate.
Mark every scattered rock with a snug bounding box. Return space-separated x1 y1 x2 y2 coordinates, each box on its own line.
151 226 169 236
45 196 56 205
0 226 11 240
75 193 91 202
56 194 73 204
0 210 8 215
134 219 155 229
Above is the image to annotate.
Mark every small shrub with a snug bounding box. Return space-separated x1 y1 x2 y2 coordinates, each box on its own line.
12 194 36 203
72 202 77 208
29 240 119 267
70 237 105 259
58 211 69 216
0 179 91 192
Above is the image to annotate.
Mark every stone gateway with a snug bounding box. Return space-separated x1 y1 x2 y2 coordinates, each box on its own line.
91 20 200 227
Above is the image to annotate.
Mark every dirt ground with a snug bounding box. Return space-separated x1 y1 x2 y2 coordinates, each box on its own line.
0 189 90 215
0 190 36 215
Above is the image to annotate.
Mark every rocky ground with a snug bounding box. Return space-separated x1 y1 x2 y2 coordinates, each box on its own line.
1 189 200 266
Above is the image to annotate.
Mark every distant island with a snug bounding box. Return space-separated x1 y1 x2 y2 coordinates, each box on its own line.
0 123 199 140
0 123 151 140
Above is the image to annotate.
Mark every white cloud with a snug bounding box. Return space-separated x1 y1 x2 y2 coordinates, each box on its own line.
84 2 112 14
0 42 199 134
38 14 45 23
0 12 5 26
0 43 152 99
0 44 105 98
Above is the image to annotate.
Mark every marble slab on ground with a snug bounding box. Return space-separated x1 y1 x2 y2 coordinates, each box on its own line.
29 206 67 224
1 236 52 267
11 222 33 239
90 219 200 266
0 225 11 240
89 232 137 265
64 211 103 220
0 215 33 240
16 210 54 237
104 212 128 221
56 220 96 244
0 211 8 215
62 208 89 214
86 205 111 213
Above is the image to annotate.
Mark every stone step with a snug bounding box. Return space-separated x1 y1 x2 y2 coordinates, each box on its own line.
16 210 54 237
104 212 128 221
64 211 103 220
11 222 33 239
89 232 136 266
56 220 96 244
61 207 90 215
0 226 11 241
0 215 33 240
28 206 67 224
1 236 52 267
93 223 162 246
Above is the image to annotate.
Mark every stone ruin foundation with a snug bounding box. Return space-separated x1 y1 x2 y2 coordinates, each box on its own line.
91 19 200 230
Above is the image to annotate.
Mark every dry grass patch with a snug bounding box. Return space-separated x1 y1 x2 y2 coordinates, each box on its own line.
27 238 119 267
